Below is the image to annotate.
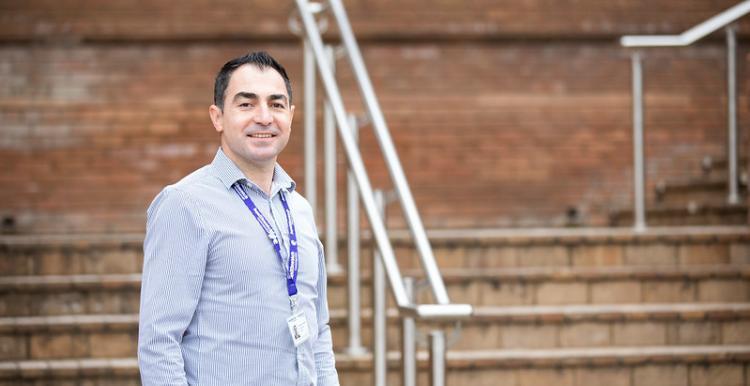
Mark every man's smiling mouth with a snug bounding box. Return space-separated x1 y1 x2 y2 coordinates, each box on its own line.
248 133 275 138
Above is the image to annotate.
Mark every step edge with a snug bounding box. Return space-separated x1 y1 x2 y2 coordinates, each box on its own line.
2 345 750 377
3 303 750 332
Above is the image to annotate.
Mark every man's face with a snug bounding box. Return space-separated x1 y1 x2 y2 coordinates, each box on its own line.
209 64 295 170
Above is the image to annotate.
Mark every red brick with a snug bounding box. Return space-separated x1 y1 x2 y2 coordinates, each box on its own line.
575 367 630 386
572 244 623 267
536 282 587 305
590 281 642 304
689 364 744 386
500 325 557 349
0 4 747 233
633 364 688 386
518 368 573 386
613 322 667 346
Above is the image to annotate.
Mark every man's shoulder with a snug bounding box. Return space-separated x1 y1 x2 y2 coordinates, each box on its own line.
172 164 219 191
147 164 223 211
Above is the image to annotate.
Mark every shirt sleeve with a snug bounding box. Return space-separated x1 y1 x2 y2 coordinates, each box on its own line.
313 238 340 386
138 186 209 385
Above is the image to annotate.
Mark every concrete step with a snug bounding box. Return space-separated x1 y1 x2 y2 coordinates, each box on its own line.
0 235 144 276
2 304 749 360
404 265 750 308
2 266 749 316
1 346 749 386
609 204 748 227
703 156 748 175
435 303 750 351
0 274 140 316
655 176 747 207
2 227 749 275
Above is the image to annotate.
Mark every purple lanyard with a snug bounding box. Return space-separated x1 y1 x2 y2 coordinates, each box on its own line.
232 183 299 298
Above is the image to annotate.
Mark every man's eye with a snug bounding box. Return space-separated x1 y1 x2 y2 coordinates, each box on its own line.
272 103 285 109
239 103 252 108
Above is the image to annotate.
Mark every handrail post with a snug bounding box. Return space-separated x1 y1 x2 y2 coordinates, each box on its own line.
303 41 317 219
373 190 387 386
345 113 366 355
324 44 343 274
726 25 740 205
631 51 647 232
402 277 417 386
429 330 447 386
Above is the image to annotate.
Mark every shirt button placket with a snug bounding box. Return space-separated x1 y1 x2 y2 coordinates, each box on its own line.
270 192 306 386
268 196 288 260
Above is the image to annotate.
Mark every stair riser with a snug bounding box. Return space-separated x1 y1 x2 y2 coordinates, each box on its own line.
0 331 137 360
383 363 750 386
439 278 750 308
333 277 750 309
3 240 750 276
2 363 746 386
341 363 750 386
3 318 750 360
412 241 750 270
0 290 140 316
652 214 748 226
0 248 144 276
657 190 742 207
432 319 750 351
2 277 748 316
705 160 748 176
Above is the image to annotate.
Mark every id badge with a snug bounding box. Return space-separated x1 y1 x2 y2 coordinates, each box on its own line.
287 311 310 346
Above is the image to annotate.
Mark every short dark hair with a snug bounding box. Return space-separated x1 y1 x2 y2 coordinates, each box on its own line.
213 51 293 110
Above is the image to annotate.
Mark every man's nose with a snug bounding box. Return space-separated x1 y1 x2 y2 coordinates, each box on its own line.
254 105 273 125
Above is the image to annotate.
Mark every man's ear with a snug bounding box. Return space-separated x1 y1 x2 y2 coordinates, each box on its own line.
209 104 224 134
289 105 295 129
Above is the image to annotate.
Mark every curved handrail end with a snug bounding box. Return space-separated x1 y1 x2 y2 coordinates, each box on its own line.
399 304 474 320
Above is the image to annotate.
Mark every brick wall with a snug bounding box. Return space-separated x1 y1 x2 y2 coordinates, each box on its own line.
0 1 748 233
3 0 749 41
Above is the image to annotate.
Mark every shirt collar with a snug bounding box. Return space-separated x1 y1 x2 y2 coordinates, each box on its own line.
211 147 296 194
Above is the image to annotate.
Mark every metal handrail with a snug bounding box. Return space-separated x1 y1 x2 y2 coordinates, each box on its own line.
621 1 750 47
325 0 452 306
295 0 406 308
293 0 472 316
292 1 473 384
620 2 746 230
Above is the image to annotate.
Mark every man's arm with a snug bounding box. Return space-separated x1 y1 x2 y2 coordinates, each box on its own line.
313 238 340 386
138 187 209 385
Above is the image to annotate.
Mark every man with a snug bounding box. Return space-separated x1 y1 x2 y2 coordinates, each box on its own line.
138 51 339 386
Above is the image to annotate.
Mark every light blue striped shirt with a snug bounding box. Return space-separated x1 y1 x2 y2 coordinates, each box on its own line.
138 148 339 386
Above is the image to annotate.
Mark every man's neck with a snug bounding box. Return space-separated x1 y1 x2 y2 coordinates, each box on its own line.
240 164 274 196
223 149 275 195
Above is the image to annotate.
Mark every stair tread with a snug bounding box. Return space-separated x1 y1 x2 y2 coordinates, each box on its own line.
470 302 750 321
426 265 750 282
1 345 749 377
0 274 140 290
660 176 738 192
3 303 749 332
613 203 748 216
2 226 749 247
344 345 750 368
2 265 748 291
440 344 750 365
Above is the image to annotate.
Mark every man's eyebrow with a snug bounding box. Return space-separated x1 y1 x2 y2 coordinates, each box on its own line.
269 94 288 103
232 92 258 102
